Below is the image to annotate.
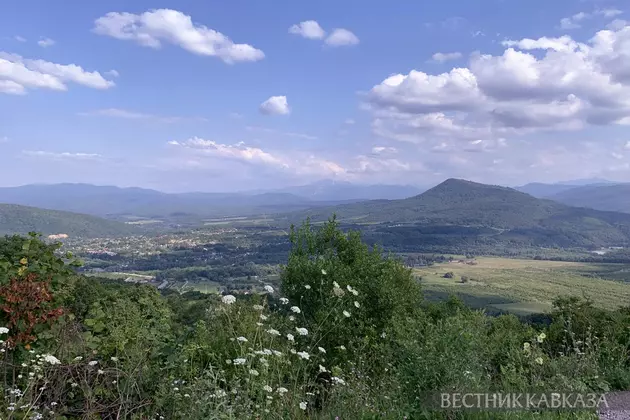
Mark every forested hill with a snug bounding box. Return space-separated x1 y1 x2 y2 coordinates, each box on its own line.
283 179 630 248
0 203 138 238
550 183 630 213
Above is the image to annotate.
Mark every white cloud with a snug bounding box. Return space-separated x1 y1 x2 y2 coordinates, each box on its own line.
366 23 630 148
246 126 317 140
105 69 120 77
596 8 623 18
93 9 264 64
431 52 463 63
325 28 359 46
371 146 397 155
259 96 290 115
560 9 623 29
22 150 102 160
37 38 55 48
14 36 26 42
288 20 326 39
79 108 207 123
0 52 115 94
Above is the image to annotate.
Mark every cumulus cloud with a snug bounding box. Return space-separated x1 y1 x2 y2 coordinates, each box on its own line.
366 24 630 148
37 38 55 48
259 96 290 115
0 52 115 94
325 29 359 46
289 20 326 39
431 52 463 62
93 9 264 63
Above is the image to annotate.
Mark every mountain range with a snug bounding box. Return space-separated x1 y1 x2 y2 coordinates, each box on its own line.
0 182 423 219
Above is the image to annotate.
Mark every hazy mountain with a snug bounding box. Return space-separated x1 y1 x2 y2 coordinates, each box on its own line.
0 204 138 238
0 184 361 219
270 180 424 201
550 183 630 213
284 179 630 248
515 179 618 198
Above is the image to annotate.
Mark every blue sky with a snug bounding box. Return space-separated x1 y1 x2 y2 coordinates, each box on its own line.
1 0 630 192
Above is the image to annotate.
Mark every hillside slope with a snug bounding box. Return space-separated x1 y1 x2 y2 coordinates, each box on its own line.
0 204 138 238
550 184 630 213
284 179 630 248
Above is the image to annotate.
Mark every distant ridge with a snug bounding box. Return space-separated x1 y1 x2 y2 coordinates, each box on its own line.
550 183 630 213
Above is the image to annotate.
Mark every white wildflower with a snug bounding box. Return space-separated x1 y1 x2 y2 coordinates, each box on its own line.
74 356 83 361
184 393 190 398
351 288 358 296
343 310 351 318
300 401 308 410
222 295 236 305
297 351 310 360
290 306 301 314
279 297 289 305
321 269 327 275
263 385 273 392
253 304 264 311
287 333 295 342
354 301 360 308
233 358 247 365
237 336 248 342
289 315 295 321
277 387 288 394
304 284 311 290
264 285 274 293
296 327 308 336
318 347 326 354
42 354 60 365
266 328 280 336
332 377 346 385
339 345 346 351
249 369 259 376
260 314 268 321
88 360 98 366
319 364 327 373
272 350 283 357
381 332 387 338
110 357 119 362
256 322 264 326
0 327 8 334
333 281 340 288
290 349 297 354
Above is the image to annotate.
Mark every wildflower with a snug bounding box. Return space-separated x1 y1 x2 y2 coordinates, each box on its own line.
233 358 247 365
343 310 351 318
110 357 119 362
523 342 531 351
249 369 260 376
305 284 311 290
263 385 273 392
319 364 327 373
287 333 295 342
537 332 546 343
279 297 289 305
264 285 274 293
260 314 268 321
290 349 297 354
277 387 288 394
74 356 83 361
256 322 264 326
97 369 105 375
332 377 346 385
321 269 327 275
237 336 248 342
0 327 8 334
354 301 360 308
296 327 308 336
42 354 60 365
339 345 346 350
290 306 301 314
318 347 326 353
381 332 387 338
266 328 280 336
50 402 57 407
297 351 310 360
333 286 344 297
70 382 78 388
289 316 295 322
88 360 98 366
112 380 117 384
184 394 190 398
17 374 22 379
216 390 227 397
272 350 283 357
222 295 236 305
226 359 232 364
29 372 35 377
253 304 264 311
300 401 308 410
266 396 273 401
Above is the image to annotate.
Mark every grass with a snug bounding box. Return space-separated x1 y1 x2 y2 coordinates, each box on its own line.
414 257 630 314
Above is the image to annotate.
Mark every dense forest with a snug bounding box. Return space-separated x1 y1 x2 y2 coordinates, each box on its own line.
1 222 629 418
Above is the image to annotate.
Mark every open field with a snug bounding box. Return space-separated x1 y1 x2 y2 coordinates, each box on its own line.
414 257 630 314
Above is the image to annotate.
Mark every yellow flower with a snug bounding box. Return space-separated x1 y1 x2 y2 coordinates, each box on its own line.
537 332 546 343
17 266 27 276
535 357 544 365
19 257 28 265
523 342 531 351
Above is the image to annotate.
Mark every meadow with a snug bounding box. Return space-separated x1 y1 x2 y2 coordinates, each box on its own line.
415 257 630 314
